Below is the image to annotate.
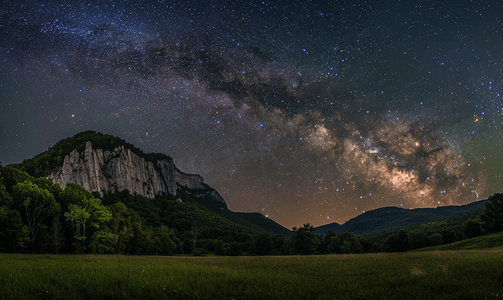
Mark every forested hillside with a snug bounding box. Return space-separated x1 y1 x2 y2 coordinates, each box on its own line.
316 200 488 235
3 130 502 256
0 164 290 255
2 162 502 255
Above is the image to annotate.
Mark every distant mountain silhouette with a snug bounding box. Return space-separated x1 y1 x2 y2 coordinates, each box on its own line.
315 200 488 235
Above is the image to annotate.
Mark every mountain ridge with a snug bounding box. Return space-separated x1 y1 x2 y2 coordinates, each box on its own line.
315 199 488 235
15 130 212 199
47 140 208 199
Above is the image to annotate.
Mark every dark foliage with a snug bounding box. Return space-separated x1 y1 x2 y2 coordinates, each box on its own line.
289 224 320 255
480 193 503 234
463 219 483 239
383 230 409 252
250 232 276 255
0 164 290 255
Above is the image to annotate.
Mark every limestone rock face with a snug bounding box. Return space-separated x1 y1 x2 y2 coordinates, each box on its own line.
175 172 205 190
48 141 221 202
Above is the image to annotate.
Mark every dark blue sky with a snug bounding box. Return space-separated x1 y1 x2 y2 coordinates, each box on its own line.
1 0 502 228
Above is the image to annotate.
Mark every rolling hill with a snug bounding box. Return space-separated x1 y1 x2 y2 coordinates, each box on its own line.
315 200 488 236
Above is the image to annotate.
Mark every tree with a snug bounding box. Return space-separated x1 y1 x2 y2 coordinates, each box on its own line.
289 224 320 255
235 232 254 252
12 180 60 252
17 225 31 250
319 231 340 254
428 233 443 246
408 231 428 250
463 219 482 239
89 230 118 253
229 241 242 256
137 226 157 253
31 177 63 202
384 230 409 252
107 202 134 253
441 229 458 244
0 174 24 252
191 225 202 248
1 208 24 252
127 216 150 254
338 231 363 254
480 193 503 234
63 184 114 253
1 166 31 194
182 238 194 254
327 235 342 254
155 225 177 255
49 216 65 254
214 240 227 255
250 232 276 255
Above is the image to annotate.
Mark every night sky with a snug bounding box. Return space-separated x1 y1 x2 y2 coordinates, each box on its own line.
1 0 503 228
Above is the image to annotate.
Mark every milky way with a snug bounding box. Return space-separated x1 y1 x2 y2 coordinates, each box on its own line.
1 0 502 228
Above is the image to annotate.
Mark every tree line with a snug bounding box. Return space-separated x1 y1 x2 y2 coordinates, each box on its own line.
0 164 283 255
1 163 502 256
290 193 502 255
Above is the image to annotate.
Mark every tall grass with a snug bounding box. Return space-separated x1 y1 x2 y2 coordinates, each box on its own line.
1 250 502 299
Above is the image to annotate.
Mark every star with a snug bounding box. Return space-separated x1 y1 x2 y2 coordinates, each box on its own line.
0 0 501 228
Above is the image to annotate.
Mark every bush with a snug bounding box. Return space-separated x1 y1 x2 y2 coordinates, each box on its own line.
463 219 482 239
428 233 443 246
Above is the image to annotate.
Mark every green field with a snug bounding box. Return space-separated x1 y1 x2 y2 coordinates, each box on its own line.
1 250 503 300
413 231 503 252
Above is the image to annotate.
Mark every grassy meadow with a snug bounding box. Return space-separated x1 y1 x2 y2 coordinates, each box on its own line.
413 231 503 251
1 250 503 300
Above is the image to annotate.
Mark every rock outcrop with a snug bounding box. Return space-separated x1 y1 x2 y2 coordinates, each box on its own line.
48 141 222 202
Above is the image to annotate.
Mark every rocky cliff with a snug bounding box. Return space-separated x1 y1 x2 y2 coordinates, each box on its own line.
49 141 219 201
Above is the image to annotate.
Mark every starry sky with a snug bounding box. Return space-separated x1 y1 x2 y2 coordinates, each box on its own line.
1 0 503 228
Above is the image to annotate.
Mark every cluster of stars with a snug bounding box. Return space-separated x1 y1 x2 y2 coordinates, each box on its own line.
1 0 502 229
